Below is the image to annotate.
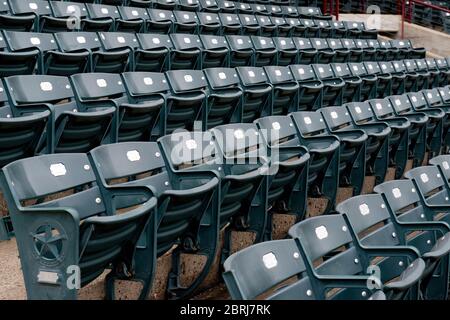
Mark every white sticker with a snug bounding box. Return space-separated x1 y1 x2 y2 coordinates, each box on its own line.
304 116 312 124
260 39 266 45
159 12 166 18
186 139 197 150
152 37 160 44
183 14 189 19
101 7 109 14
355 106 362 114
272 122 281 130
97 79 107 87
336 66 342 72
37 271 59 284
376 103 382 110
218 72 227 80
40 81 53 92
184 37 191 44
280 40 286 46
315 226 328 239
330 111 338 119
420 173 429 183
76 36 86 44
318 67 324 73
211 38 218 45
29 3 38 10
127 150 141 162
131 10 139 16
117 36 125 44
184 75 193 82
262 252 278 269
234 129 245 139
443 161 450 170
248 71 255 78
143 77 153 85
392 187 402 198
359 203 370 215
50 163 67 177
275 70 282 77
411 96 417 102
298 68 304 75
395 99 401 106
237 38 243 45
30 37 41 45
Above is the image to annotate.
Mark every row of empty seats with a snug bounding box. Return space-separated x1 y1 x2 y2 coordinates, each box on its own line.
224 154 450 300
0 31 426 76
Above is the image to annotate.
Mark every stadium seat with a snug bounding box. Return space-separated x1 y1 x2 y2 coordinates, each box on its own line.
169 33 201 69
223 239 386 300
364 61 392 98
337 193 449 300
219 13 241 35
0 0 39 32
379 61 406 96
236 66 272 122
348 62 377 101
89 141 220 299
251 35 277 67
292 37 317 65
289 64 323 111
414 59 432 90
226 35 254 67
203 67 243 127
290 111 340 212
173 10 198 33
393 60 417 93
264 66 299 115
312 64 345 107
239 14 259 35
146 8 174 34
289 214 425 300
341 39 363 62
197 11 221 34
311 38 334 64
0 153 157 299
330 63 362 103
326 38 350 63
5 74 117 152
256 15 277 37
391 39 426 60
436 58 450 86
273 37 297 66
134 33 172 72
321 106 390 185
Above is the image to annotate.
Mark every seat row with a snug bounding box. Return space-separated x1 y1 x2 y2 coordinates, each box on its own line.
0 30 426 76
1 62 449 156
224 154 450 300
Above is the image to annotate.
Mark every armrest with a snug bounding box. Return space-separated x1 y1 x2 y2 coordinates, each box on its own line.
384 258 425 291
395 220 450 235
361 244 421 261
162 177 219 197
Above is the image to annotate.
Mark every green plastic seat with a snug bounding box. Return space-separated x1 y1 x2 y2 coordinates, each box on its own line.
292 37 317 65
347 62 377 101
146 8 174 34
290 111 340 212
41 1 88 33
326 38 350 63
203 67 243 127
256 15 277 37
223 239 386 300
135 33 172 72
251 35 277 67
0 153 157 299
199 34 229 68
70 72 162 143
346 101 410 179
379 61 406 96
363 61 392 99
197 12 221 35
424 58 443 89
341 39 363 63
239 14 259 35
264 66 299 115
337 193 449 300
414 59 433 90
289 214 425 300
169 34 201 70
321 106 390 186
0 0 40 32
255 115 310 221
5 74 117 153
89 141 219 299
330 63 362 103
312 64 345 107
272 17 293 37
311 38 334 64
219 13 242 35
173 10 198 34
289 64 323 111
273 37 298 66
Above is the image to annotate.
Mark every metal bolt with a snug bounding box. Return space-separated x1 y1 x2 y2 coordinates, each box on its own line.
164 181 169 186
293 252 299 259
95 198 102 204
83 165 90 170
306 289 312 296
342 226 347 232
392 232 396 238
354 258 359 264
399 261 404 267
155 152 161 157
361 291 367 297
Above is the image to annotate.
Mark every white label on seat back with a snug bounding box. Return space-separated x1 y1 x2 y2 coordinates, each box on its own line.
218 72 227 80
355 106 362 114
260 39 266 45
368 65 373 70
144 77 153 85
275 70 282 77
97 79 107 87
420 173 429 183
186 139 197 150
152 37 160 44
443 161 450 170
331 111 338 119
30 37 41 45
40 82 53 92
359 203 370 215
352 65 358 71
159 12 166 18
318 67 324 73
234 129 244 139
184 75 193 82
280 40 286 46
101 8 109 14
336 66 342 72
211 38 218 45
117 36 125 43
206 15 211 21
315 226 328 240
427 92 433 99
236 38 243 45
29 3 38 10
226 16 232 21
184 37 191 44
131 10 138 16
67 5 76 14
248 71 255 78
127 150 141 162
50 163 67 177
395 99 401 106
76 36 86 44
304 116 312 125
183 14 189 19
376 103 382 110
272 121 281 130
392 188 402 198
298 68 304 75
262 252 278 269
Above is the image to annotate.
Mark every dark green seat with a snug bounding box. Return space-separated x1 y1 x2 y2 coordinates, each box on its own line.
173 10 198 34
239 14 259 35
392 39 426 60
223 239 386 300
203 67 243 127
200 0 220 13
146 8 174 34
289 64 323 111
169 34 202 70
41 1 88 33
346 101 410 179
316 19 333 38
312 64 345 107
287 18 307 37
0 30 39 77
70 73 161 143
425 58 443 89
153 0 177 11
89 141 219 299
300 19 320 38
363 61 392 98
117 6 147 33
165 69 206 132
135 33 172 72
321 106 390 186
272 17 293 37
289 214 425 300
0 0 40 32
236 67 272 122
330 63 362 103
217 0 235 14
415 59 433 90
158 125 269 261
273 37 298 66
379 40 400 62
290 111 340 213
219 13 242 35
95 32 138 72
326 39 350 63
435 58 450 86
0 153 157 299
341 39 363 62
256 15 277 37
331 20 348 38
83 3 118 32
337 193 449 300
404 59 428 91
264 66 299 115
197 12 221 35
199 34 229 68
354 39 377 62
250 36 277 67
367 39 389 62
292 37 317 65
311 38 334 64
177 0 200 12
379 61 406 96
255 115 310 221
347 62 377 101
5 75 116 153
406 91 445 158
393 60 418 93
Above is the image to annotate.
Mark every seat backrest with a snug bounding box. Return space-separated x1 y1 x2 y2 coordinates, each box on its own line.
196 12 220 25
219 13 241 27
236 66 269 87
346 101 377 123
414 59 428 72
288 214 364 277
366 39 381 49
239 14 258 27
273 37 296 51
50 1 88 19
403 59 419 72
312 64 335 80
435 58 448 70
320 106 353 131
137 33 173 50
392 60 407 73
292 38 314 50
388 94 414 114
336 194 401 247
147 8 175 22
170 33 202 50
264 66 295 85
225 35 253 51
223 239 313 300
430 155 450 183
85 3 120 19
290 111 328 136
200 34 228 50
369 98 397 119
330 63 352 78
406 91 428 111
422 88 443 107
99 32 139 50
4 31 58 52
9 0 52 16
311 38 329 51
251 36 276 51
327 38 344 50
391 39 412 50
70 73 127 102
165 69 208 94
255 115 300 147
363 61 382 75
378 61 395 74
354 39 370 50
425 58 438 71
348 63 368 77
341 39 357 50
55 32 101 52
405 166 448 201
118 6 148 21
255 15 274 27
174 10 198 24
203 67 240 90
121 71 170 98
2 153 105 219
